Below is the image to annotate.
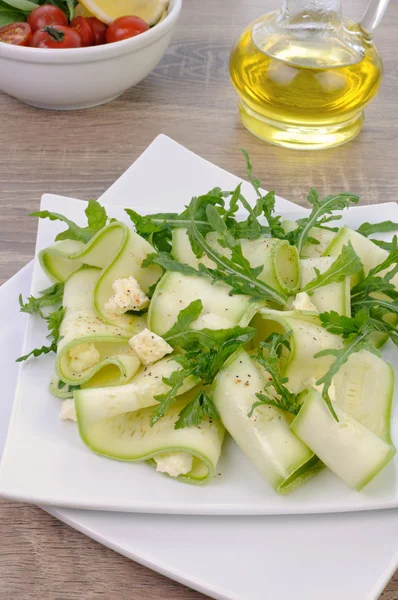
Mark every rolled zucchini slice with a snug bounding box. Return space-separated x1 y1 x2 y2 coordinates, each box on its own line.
211 350 319 494
251 309 343 393
39 221 162 330
300 257 351 316
148 271 258 335
50 373 74 399
240 237 300 295
291 388 396 491
172 228 300 295
56 268 142 387
75 366 222 485
333 350 395 443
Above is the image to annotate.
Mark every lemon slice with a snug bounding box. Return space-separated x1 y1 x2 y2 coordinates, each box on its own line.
77 0 169 25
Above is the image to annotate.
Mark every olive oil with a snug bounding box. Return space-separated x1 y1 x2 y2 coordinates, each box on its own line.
230 13 383 149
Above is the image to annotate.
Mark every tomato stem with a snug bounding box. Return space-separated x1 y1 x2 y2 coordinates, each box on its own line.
43 25 65 42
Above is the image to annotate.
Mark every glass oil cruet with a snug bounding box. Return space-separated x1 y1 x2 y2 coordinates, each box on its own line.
230 0 390 149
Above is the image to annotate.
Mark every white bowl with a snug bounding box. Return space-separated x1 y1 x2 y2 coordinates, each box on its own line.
0 0 181 110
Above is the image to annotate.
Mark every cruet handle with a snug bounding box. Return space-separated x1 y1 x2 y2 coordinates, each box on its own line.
361 0 390 33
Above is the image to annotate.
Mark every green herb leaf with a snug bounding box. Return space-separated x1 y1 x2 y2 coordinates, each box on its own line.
175 389 220 429
357 221 398 237
315 309 384 420
31 199 110 244
369 239 396 252
46 306 65 344
19 282 64 318
241 149 285 239
163 299 203 345
16 343 57 363
142 252 201 277
302 242 363 294
351 237 398 311
183 197 287 305
150 303 256 428
250 332 301 417
318 309 368 337
16 305 65 363
151 368 189 426
315 335 381 421
289 190 359 255
126 191 225 253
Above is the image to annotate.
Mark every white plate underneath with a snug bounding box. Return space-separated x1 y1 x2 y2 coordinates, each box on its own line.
1 261 398 600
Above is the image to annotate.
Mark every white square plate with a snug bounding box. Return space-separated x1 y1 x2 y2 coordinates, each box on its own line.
0 136 397 516
1 136 398 599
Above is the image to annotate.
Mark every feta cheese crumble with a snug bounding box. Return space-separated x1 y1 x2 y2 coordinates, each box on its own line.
292 291 318 312
69 343 100 373
129 328 173 365
105 276 149 315
154 452 193 478
60 399 77 422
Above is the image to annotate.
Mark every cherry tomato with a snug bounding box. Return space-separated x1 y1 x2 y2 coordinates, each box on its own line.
70 16 94 47
106 16 149 44
31 25 81 48
0 22 32 46
86 17 107 45
28 5 68 32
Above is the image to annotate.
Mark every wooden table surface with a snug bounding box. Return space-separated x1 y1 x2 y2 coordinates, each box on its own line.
1 0 398 598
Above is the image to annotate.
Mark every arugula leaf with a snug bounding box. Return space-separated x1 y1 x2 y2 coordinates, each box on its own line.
31 199 109 244
47 306 65 344
302 242 363 294
181 198 287 305
174 389 220 429
16 343 57 363
250 332 301 417
241 149 285 239
142 252 201 277
288 190 359 255
357 221 398 237
359 219 398 254
316 310 383 420
144 212 288 305
163 299 203 345
126 191 225 253
150 302 256 428
224 183 264 241
151 368 188 426
17 305 65 363
369 239 396 252
19 282 64 318
351 237 398 309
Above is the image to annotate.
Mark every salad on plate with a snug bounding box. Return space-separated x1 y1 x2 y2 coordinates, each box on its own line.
17 153 398 494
